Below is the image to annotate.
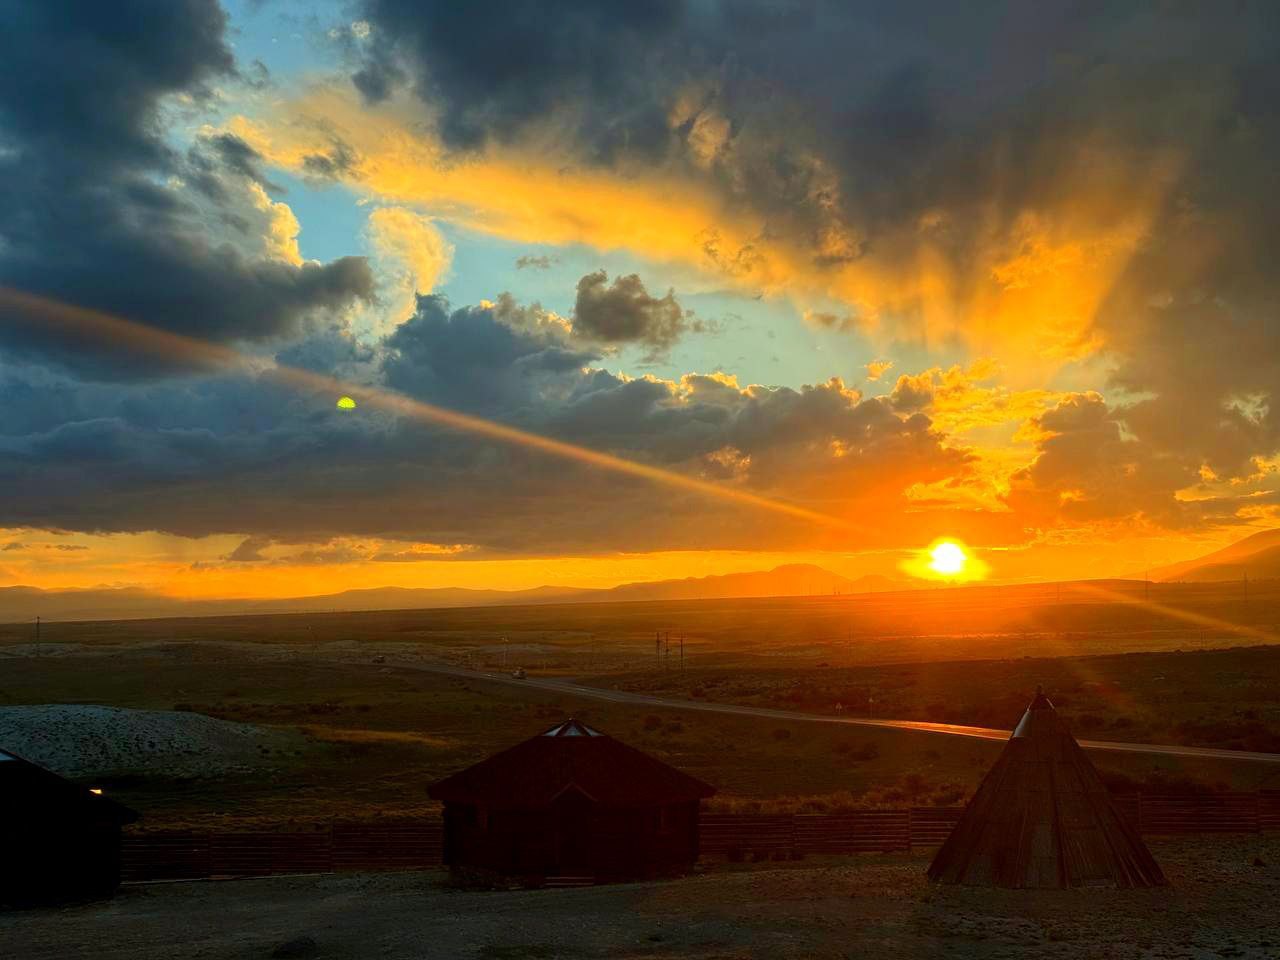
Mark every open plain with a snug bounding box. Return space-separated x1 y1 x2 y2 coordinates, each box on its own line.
2 584 1279 828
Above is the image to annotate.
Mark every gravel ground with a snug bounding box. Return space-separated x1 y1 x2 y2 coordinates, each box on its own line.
3 836 1278 960
0 705 298 779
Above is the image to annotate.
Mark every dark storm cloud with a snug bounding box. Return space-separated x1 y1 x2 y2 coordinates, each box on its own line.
382 294 598 417
0 295 962 553
0 1 374 379
571 271 690 359
200 133 271 185
352 0 1280 529
353 0 684 158
227 537 270 562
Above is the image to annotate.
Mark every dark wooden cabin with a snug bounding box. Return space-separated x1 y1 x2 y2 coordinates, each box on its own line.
429 719 715 884
927 689 1166 889
0 746 138 904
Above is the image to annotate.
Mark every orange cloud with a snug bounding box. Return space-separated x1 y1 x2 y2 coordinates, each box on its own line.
225 87 1177 373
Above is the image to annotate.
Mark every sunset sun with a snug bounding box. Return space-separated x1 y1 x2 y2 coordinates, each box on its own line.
900 538 988 582
929 541 968 576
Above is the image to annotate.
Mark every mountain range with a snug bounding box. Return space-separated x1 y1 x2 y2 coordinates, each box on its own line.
0 564 903 623
1146 528 1280 583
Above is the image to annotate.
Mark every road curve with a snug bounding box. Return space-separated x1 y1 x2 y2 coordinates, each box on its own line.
407 661 1280 766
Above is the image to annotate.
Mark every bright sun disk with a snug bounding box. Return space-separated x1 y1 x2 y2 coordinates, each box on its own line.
929 541 967 576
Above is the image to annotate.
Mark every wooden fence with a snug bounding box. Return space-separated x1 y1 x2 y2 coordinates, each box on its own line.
121 822 444 882
121 792 1280 882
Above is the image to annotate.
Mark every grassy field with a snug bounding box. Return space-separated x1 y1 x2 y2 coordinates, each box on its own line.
0 643 1007 828
1 637 1277 829
4 576 1280 668
591 644 1280 758
1 582 1278 829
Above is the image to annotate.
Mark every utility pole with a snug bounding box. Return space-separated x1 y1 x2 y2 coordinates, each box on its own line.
35 615 40 658
656 630 661 669
679 633 684 671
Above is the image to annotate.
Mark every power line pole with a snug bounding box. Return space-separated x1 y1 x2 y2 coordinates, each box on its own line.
35 615 40 658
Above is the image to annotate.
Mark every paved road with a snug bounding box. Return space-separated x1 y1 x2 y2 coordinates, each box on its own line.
406 660 1280 766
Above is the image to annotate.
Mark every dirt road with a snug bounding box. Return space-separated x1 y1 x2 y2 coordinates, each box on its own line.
407 661 1280 765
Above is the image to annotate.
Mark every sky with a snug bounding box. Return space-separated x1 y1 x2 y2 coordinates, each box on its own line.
1 1 1279 598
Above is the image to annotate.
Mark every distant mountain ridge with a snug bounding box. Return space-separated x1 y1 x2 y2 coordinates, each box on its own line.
602 564 895 602
1148 528 1280 582
0 564 905 623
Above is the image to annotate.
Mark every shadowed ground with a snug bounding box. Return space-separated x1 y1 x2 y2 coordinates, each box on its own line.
3 836 1277 959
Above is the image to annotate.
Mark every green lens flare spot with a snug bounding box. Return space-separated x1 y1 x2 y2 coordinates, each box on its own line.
336 396 357 410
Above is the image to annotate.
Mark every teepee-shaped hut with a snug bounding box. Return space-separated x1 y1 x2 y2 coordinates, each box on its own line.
928 688 1166 888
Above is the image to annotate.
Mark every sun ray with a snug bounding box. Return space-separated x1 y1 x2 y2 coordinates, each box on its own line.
0 286 860 536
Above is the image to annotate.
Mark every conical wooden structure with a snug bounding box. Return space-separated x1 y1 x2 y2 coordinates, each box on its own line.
927 689 1166 888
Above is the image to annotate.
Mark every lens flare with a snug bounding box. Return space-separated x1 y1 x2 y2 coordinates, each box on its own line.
0 286 860 535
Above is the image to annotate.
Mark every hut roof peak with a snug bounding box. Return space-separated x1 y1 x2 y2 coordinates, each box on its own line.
542 718 601 737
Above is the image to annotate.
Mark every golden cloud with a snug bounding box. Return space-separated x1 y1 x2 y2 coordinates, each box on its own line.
225 86 1178 372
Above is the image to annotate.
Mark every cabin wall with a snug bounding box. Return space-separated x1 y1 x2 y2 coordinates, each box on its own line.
0 822 123 903
442 800 703 882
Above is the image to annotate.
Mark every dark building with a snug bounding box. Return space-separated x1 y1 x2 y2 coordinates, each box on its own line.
1 747 139 904
928 689 1166 888
429 719 715 884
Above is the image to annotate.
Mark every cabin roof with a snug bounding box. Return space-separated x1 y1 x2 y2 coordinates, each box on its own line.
429 719 716 808
0 746 138 825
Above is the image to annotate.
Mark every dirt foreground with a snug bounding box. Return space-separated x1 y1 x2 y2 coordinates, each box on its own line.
4 837 1278 960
